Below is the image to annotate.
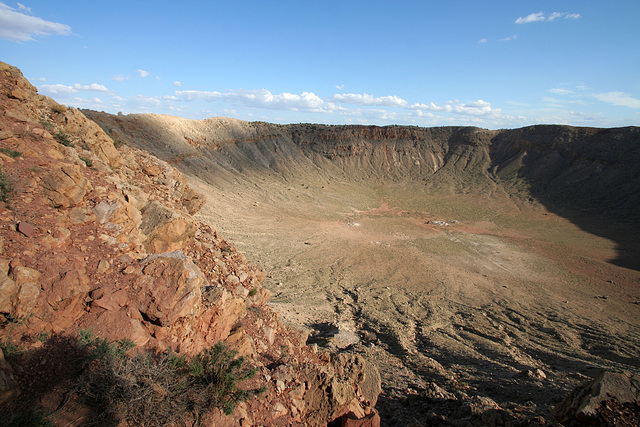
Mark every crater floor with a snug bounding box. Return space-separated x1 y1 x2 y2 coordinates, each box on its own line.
190 174 640 424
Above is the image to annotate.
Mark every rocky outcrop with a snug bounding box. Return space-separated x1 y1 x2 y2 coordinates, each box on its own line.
0 62 381 425
554 371 640 426
140 201 197 253
41 163 92 208
303 353 382 424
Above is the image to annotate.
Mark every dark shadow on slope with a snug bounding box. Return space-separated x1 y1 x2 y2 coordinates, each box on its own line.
489 125 640 271
0 334 120 426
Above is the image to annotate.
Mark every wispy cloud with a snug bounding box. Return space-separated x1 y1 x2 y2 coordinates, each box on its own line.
593 92 640 109
499 34 518 42
409 99 498 116
548 88 573 95
478 38 488 44
173 81 182 87
0 1 71 42
136 69 150 78
112 74 131 82
175 89 327 112
515 11 546 24
515 11 581 24
40 83 110 97
331 93 408 108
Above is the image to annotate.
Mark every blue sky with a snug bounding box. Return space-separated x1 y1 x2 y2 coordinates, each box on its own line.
1 1 639 129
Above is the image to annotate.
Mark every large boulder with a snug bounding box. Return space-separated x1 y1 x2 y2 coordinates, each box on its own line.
554 371 640 426
41 163 92 208
0 262 42 318
303 353 382 425
135 251 203 326
0 259 16 314
140 201 197 253
9 266 42 318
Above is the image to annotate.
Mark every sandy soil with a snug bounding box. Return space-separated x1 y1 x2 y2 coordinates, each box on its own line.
185 173 640 424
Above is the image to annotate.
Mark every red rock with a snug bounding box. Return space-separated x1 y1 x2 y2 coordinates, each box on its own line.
338 410 381 427
17 221 35 237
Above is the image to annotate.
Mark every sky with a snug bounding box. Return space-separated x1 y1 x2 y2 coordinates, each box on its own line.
1 1 639 129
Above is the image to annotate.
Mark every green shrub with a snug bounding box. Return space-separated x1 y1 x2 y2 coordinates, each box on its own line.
0 168 13 204
55 131 73 147
0 147 22 158
1 331 263 425
0 339 23 362
189 342 265 416
79 156 93 168
77 335 263 424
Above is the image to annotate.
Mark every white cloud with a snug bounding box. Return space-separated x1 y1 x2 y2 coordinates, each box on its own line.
40 84 76 96
499 34 518 42
112 74 130 82
515 11 545 24
173 81 182 87
409 99 497 116
336 84 345 89
548 88 573 95
0 1 71 41
478 38 488 43
516 11 581 24
593 92 640 109
136 69 150 78
176 88 327 111
16 2 30 13
73 83 110 93
547 12 563 21
331 93 408 108
39 82 110 97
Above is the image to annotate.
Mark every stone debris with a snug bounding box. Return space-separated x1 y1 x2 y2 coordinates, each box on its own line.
16 221 34 237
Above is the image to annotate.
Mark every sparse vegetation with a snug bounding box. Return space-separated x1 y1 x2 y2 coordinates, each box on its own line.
55 131 73 147
0 168 14 204
248 287 258 297
0 339 23 362
75 333 264 424
112 138 126 149
1 331 264 425
0 147 22 158
79 156 93 168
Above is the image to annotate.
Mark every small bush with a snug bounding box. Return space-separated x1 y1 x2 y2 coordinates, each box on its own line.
77 335 263 424
79 156 93 168
55 131 73 147
0 147 22 158
0 168 14 204
189 342 265 416
0 339 23 362
248 287 258 297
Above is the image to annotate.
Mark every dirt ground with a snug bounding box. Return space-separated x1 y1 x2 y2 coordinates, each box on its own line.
186 172 640 424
